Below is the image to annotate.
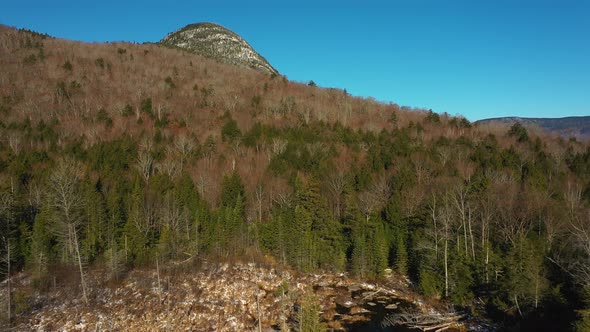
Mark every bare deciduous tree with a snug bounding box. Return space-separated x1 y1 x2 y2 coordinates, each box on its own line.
174 135 195 173
267 138 287 162
157 157 179 179
327 171 346 219
565 180 583 216
47 158 88 304
569 211 590 289
136 149 154 183
439 194 454 298
255 184 265 223
358 190 377 224
0 191 15 324
450 182 474 259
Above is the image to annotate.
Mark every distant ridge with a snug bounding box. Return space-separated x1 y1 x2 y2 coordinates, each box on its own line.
477 116 590 140
159 22 278 75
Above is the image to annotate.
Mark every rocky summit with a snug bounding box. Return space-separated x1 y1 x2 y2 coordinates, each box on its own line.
160 22 279 75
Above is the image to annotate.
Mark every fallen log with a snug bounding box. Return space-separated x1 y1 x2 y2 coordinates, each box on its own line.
385 308 464 331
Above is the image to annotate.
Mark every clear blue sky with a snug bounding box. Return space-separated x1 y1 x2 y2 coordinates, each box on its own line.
2 0 589 121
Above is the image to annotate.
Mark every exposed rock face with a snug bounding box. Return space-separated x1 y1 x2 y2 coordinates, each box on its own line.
160 22 279 75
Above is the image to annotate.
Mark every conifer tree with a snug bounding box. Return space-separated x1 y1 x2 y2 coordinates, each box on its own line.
297 179 345 271
28 204 53 283
293 204 314 271
394 232 408 276
82 179 107 263
373 222 389 275
297 291 326 332
348 203 369 277
123 176 149 264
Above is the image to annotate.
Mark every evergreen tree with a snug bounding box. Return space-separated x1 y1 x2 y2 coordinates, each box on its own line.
348 202 370 277
81 179 107 263
499 236 548 313
575 287 590 332
395 232 408 276
297 291 326 332
220 171 245 209
293 204 314 271
28 204 53 283
123 177 149 264
372 221 389 276
385 193 408 275
297 179 345 271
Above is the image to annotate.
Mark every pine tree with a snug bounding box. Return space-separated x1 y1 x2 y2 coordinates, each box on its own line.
385 193 408 276
28 204 53 283
395 233 408 276
575 287 590 332
349 209 369 277
373 222 389 275
293 205 314 271
0 191 15 325
123 177 148 264
175 173 201 246
105 182 126 249
220 171 245 209
228 194 246 256
418 265 442 297
351 231 368 277
123 217 148 265
297 291 326 332
297 179 345 271
82 179 107 263
500 236 548 312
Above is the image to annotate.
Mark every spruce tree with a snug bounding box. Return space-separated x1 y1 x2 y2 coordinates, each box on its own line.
29 204 53 283
297 291 326 332
395 233 408 276
293 205 314 271
297 179 345 271
373 222 389 275
123 177 148 264
82 179 107 263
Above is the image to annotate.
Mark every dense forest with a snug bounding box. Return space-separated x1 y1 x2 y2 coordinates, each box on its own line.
1 26 590 331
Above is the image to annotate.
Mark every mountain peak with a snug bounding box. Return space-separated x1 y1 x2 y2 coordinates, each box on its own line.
160 22 278 75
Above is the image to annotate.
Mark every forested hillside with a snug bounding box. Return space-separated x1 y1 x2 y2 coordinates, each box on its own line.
478 116 590 141
1 26 590 330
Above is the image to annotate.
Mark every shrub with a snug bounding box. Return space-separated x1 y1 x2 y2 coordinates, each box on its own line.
95 58 105 68
221 118 241 143
508 122 529 142
140 98 154 118
121 104 133 117
425 109 440 123
24 54 37 64
97 108 113 128
62 60 73 72
164 76 175 89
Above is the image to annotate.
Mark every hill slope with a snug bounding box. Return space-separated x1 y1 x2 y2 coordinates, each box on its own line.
160 22 279 75
0 25 589 332
477 116 590 140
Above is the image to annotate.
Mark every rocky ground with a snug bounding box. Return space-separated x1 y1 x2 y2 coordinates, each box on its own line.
9 260 474 331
